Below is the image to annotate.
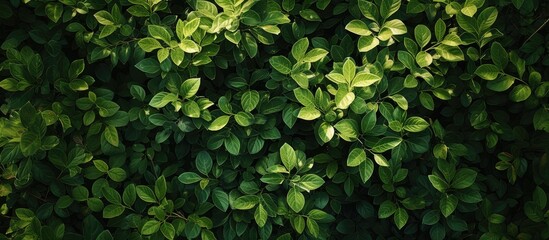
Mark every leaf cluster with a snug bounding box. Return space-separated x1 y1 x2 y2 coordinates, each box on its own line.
0 0 548 239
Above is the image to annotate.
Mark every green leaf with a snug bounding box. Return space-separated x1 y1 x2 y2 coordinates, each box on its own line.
142 220 161 235
389 94 408 110
372 137 402 153
352 72 381 87
178 172 202 184
380 0 401 19
181 100 200 118
135 58 160 74
434 19 446 42
103 125 119 147
326 73 347 84
436 45 464 62
304 218 319 237
136 186 157 203
93 160 109 173
130 85 146 101
318 122 335 143
416 51 433 68
180 78 201 99
208 115 230 131
451 168 477 189
359 158 374 183
488 76 515 92
475 64 500 80
96 99 120 117
533 109 549 132
488 214 505 224
292 38 309 61
384 19 407 35
422 210 440 225
477 7 498 31
261 173 285 185
347 147 366 167
233 195 259 210
414 25 431 48
184 18 201 38
335 90 355 110
441 33 463 46
308 209 335 223
345 20 372 36
287 187 305 212
490 42 508 69
94 10 114 25
456 13 477 34
103 204 125 219
299 9 321 22
509 84 531 102
72 186 89 201
440 194 458 217
511 0 524 9
282 0 295 11
160 223 176 240
242 32 258 57
15 208 34 221
224 132 241 155
20 131 40 157
123 184 136 206
108 168 126 182
361 110 377 133
398 51 415 69
45 3 63 23
179 98 198 117
358 0 378 21
170 48 185 66
212 188 229 212
99 25 117 39
302 48 329 62
429 175 449 192
68 59 85 79
149 92 178 108
297 174 325 192
297 107 321 120
0 78 19 91
292 216 306 234
195 151 213 176
394 208 408 230
254 204 268 227
461 5 477 17
403 117 429 132
533 186 547 209
334 119 359 141
148 25 171 43
154 175 167 200
241 90 260 112
525 201 544 222
358 35 379 52
294 88 315 107
269 56 292 74
291 72 309 88
342 59 356 83
378 200 397 218
280 143 297 171
179 39 201 53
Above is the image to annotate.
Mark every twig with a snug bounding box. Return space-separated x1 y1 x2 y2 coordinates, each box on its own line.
521 18 549 48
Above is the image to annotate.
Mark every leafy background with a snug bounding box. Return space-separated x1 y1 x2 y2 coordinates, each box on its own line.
0 0 548 239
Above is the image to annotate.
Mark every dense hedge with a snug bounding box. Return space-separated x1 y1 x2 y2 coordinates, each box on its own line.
1 0 548 239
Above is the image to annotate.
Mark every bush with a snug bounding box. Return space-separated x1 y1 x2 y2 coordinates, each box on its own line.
1 0 548 239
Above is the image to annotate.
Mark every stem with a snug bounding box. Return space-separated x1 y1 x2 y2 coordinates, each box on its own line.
521 18 549 48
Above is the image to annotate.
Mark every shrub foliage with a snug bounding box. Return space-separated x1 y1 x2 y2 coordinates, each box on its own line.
1 0 548 239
